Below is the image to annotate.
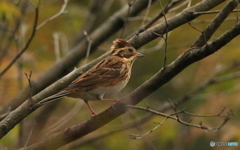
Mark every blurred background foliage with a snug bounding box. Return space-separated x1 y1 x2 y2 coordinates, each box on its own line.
0 0 240 150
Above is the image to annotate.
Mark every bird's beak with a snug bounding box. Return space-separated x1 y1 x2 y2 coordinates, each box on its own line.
136 52 144 58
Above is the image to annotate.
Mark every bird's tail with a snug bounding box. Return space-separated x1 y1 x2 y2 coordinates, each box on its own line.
37 92 69 106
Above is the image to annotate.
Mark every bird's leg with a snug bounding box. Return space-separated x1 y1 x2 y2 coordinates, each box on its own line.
84 100 96 116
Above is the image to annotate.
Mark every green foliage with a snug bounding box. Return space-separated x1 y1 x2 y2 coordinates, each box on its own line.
0 1 21 27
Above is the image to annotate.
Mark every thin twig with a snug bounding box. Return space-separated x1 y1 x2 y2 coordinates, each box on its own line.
0 1 40 78
127 16 152 22
139 32 172 54
192 17 239 24
129 105 232 132
167 98 176 110
129 117 168 139
157 0 168 68
127 0 181 39
236 1 239 22
188 22 203 33
182 107 231 117
83 31 93 64
151 31 168 67
169 0 190 12
24 121 36 148
158 62 240 113
187 0 192 7
24 71 33 99
140 0 152 27
119 2 133 38
193 9 240 15
53 32 61 62
36 0 69 30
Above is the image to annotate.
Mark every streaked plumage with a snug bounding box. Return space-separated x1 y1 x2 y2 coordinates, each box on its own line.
38 39 144 115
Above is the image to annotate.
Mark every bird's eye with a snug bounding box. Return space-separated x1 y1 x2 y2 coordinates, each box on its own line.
128 48 133 52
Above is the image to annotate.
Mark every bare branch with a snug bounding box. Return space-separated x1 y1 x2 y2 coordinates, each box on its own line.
53 32 61 62
192 0 239 47
157 0 169 68
159 62 240 113
36 0 69 30
0 0 154 116
187 0 192 7
22 28 238 150
128 105 232 131
24 121 36 148
83 31 93 64
1 1 238 149
68 61 240 148
192 17 239 23
119 2 132 38
139 33 170 53
0 0 28 62
169 0 190 12
127 0 181 39
140 0 152 27
182 107 231 117
188 22 203 33
167 98 177 110
24 71 33 99
0 0 68 77
0 1 40 78
193 9 240 15
129 117 168 139
69 113 153 149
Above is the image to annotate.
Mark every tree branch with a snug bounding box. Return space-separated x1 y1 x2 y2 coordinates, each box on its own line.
192 0 239 47
20 15 240 150
0 0 39 78
36 0 69 30
0 0 156 115
0 0 238 148
128 105 232 139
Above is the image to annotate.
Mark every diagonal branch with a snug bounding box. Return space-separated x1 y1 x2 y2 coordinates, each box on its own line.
0 0 230 142
191 0 240 47
36 0 69 30
127 0 182 39
0 0 156 115
11 67 237 149
128 105 232 133
20 18 240 150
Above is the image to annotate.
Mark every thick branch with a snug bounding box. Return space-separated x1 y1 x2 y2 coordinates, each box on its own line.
0 0 155 114
127 0 182 39
192 0 239 47
0 0 230 142
128 0 227 48
21 17 240 150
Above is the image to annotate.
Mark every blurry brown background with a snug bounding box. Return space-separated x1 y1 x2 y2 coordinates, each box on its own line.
0 0 239 150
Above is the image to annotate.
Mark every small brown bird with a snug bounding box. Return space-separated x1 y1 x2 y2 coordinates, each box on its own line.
38 39 144 115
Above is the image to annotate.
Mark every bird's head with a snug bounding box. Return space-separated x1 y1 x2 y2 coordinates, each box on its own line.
110 39 144 63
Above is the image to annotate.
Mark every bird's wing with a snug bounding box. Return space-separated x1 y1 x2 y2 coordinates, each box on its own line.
36 58 125 106
64 58 125 90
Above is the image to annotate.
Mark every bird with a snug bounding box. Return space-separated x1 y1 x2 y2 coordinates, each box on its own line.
37 39 144 115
